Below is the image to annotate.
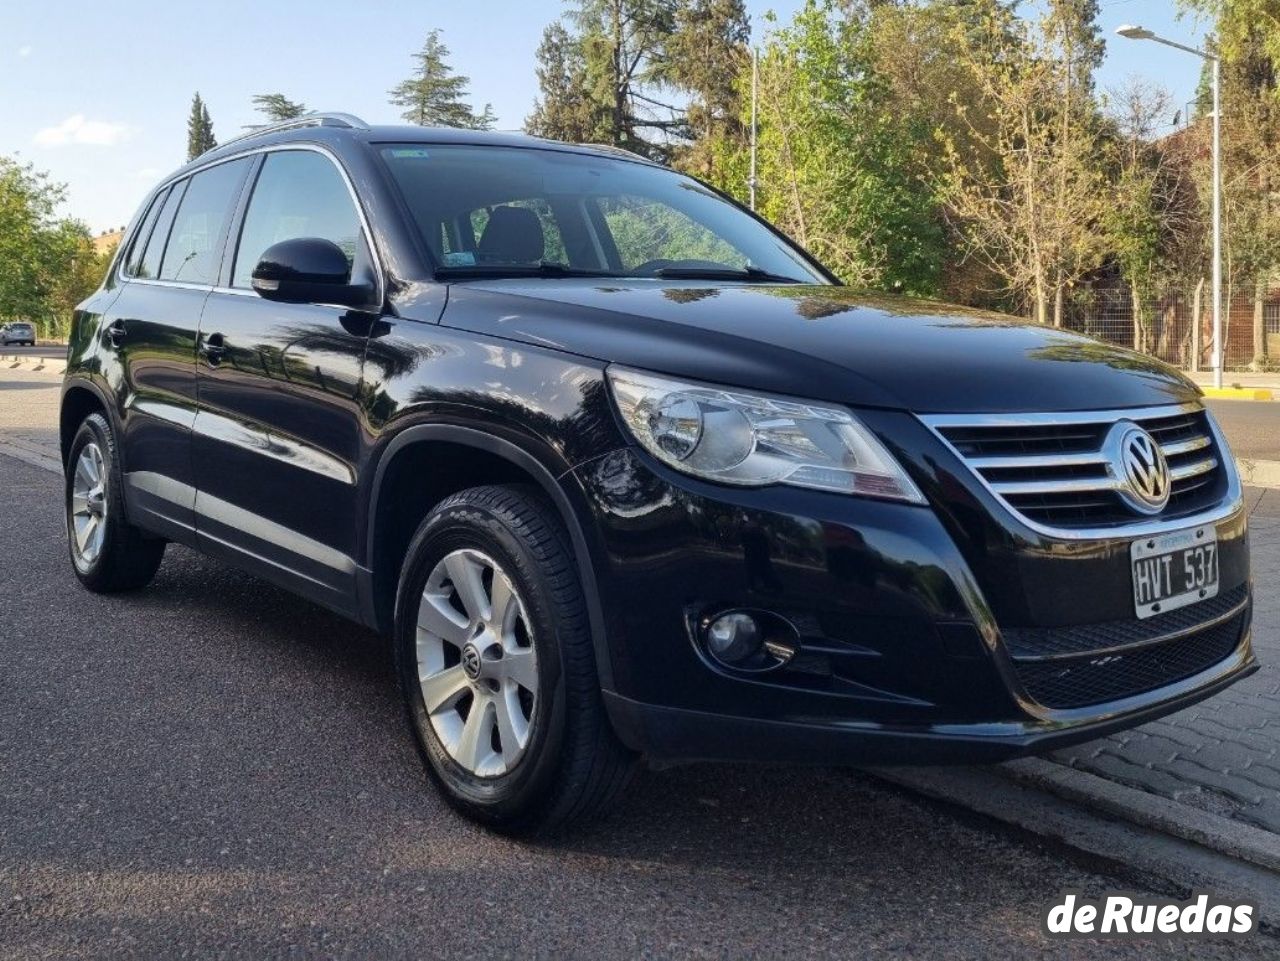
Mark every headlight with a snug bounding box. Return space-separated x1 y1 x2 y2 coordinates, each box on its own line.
607 367 925 503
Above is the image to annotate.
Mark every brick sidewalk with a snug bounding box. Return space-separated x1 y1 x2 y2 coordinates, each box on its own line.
2 366 1276 834
1050 494 1280 833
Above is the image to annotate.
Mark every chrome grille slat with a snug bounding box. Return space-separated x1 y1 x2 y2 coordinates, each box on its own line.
1162 436 1212 456
921 404 1233 536
1170 456 1218 481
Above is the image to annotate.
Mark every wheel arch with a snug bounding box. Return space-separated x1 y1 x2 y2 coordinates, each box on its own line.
363 424 616 691
59 378 115 468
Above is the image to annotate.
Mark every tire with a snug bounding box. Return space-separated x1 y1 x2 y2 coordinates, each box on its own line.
65 412 165 592
394 484 635 836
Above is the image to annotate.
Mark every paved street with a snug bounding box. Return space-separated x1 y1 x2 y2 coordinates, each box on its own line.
2 364 1279 957
1207 399 1280 462
5 452 1259 960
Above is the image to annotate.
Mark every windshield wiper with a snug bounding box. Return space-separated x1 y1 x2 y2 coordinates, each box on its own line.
652 265 809 284
435 261 621 280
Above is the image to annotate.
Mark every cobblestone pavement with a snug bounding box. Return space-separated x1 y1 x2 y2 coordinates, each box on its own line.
1051 492 1280 834
3 365 1277 836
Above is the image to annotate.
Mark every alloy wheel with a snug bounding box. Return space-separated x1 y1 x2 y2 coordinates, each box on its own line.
70 442 107 565
415 549 539 777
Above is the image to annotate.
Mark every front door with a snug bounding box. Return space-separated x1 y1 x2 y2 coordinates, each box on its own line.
192 148 381 615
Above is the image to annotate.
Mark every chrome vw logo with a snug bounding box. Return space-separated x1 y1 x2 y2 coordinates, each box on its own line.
460 643 482 680
1106 422 1171 514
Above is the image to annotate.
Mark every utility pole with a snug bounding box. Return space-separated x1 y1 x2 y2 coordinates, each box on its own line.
749 46 758 212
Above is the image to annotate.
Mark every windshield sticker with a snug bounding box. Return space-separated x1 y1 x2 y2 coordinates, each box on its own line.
388 148 431 159
443 251 476 267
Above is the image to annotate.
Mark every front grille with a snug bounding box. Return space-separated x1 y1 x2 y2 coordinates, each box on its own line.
924 405 1227 532
1002 585 1249 659
1012 610 1245 710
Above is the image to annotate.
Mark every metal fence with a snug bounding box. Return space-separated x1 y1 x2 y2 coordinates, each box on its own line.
1059 284 1279 372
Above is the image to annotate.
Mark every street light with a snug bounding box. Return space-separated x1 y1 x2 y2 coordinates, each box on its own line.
1116 24 1223 389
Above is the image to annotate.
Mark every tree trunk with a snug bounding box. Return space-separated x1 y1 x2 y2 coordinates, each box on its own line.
1254 276 1267 366
1053 285 1064 328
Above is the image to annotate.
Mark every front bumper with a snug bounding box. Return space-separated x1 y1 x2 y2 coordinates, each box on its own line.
571 425 1255 765
604 639 1255 765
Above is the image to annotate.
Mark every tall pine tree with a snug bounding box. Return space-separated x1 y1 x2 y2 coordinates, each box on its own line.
186 93 216 161
527 1 748 163
390 30 495 129
527 22 599 143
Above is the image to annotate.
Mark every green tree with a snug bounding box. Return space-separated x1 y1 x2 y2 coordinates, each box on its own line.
667 0 751 176
940 2 1107 323
0 157 98 336
1101 80 1199 354
546 0 683 160
252 93 307 122
526 22 600 142
187 92 217 161
745 2 946 292
1182 1 1280 364
390 30 495 129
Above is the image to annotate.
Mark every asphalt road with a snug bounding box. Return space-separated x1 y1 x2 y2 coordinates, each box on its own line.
5 458 1277 959
1205 399 1280 462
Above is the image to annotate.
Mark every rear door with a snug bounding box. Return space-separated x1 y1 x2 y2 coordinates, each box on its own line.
102 158 252 541
191 147 381 615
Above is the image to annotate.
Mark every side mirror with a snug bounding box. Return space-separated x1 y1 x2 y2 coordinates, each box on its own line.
251 237 374 308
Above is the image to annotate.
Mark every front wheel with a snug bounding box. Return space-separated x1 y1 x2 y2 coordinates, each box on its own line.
65 413 165 592
394 485 634 836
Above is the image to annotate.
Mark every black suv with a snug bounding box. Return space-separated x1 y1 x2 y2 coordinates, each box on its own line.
62 114 1255 834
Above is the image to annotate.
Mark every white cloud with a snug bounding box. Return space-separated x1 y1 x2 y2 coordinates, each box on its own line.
18 46 32 58
34 114 133 147
135 167 161 180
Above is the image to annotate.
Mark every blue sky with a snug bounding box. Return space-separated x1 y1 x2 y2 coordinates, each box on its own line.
2 0 1210 233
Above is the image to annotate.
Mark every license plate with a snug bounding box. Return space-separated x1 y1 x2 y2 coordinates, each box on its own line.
1130 526 1219 619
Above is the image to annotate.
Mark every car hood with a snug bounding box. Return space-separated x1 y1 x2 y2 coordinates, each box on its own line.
437 280 1200 413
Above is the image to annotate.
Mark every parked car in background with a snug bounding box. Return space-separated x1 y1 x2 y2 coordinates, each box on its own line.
0 323 36 346
59 114 1255 835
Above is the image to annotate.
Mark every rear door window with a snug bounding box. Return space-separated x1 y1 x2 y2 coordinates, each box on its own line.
160 158 251 284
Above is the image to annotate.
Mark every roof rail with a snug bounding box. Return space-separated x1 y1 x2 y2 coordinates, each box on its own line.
581 142 654 163
213 112 370 152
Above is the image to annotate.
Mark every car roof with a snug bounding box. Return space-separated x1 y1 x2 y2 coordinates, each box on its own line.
171 114 661 182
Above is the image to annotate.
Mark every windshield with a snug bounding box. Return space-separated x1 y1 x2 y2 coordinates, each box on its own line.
378 144 828 284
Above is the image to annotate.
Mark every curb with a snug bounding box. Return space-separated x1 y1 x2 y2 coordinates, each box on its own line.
1236 458 1280 489
1005 757 1280 872
0 437 61 475
873 762 1280 923
0 354 66 374
1201 386 1277 402
880 758 1280 875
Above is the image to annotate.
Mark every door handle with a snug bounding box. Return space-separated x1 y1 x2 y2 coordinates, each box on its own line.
199 332 226 367
105 320 127 347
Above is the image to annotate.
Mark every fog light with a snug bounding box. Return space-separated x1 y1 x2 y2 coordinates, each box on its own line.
706 612 763 665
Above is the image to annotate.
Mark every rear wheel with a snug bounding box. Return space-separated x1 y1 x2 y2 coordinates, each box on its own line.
65 413 165 592
394 484 634 836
